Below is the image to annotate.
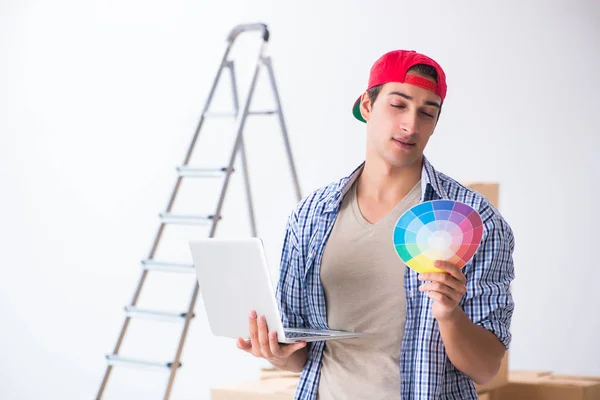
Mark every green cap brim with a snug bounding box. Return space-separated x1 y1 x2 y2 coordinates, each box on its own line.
352 97 366 123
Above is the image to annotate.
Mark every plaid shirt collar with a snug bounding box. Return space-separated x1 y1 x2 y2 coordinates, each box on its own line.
323 156 448 214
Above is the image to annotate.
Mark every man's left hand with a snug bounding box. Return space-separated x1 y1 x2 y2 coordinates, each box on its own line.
418 260 467 322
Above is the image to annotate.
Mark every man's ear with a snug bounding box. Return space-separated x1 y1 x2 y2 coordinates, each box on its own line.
359 92 372 122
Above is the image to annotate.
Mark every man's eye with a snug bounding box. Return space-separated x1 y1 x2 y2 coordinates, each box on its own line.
421 111 434 118
391 104 405 109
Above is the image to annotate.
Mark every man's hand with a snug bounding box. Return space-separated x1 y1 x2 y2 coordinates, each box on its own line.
236 310 307 370
418 260 467 321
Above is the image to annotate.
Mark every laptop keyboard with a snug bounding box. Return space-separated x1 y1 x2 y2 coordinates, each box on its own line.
284 331 331 338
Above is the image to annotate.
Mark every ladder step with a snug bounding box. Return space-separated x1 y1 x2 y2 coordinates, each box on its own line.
141 259 195 273
159 212 219 225
204 110 277 118
124 306 194 322
249 110 277 115
177 166 232 178
105 355 181 370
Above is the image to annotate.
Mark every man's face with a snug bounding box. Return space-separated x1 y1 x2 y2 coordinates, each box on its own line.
359 77 442 169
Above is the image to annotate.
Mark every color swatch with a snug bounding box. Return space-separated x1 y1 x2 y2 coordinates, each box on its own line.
393 200 483 273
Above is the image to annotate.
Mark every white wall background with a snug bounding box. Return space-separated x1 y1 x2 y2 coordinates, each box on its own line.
1 0 599 399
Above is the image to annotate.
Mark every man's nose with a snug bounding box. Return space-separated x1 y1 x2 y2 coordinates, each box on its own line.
400 112 418 134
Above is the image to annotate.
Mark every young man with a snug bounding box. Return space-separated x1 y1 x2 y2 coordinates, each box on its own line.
237 49 515 399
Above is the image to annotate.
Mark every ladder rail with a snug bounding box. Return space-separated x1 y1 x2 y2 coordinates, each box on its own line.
163 40 269 399
229 61 258 237
238 138 257 237
97 23 302 400
163 282 201 399
184 42 236 167
96 42 236 399
208 42 268 238
263 56 303 202
95 62 224 395
146 37 237 261
96 268 147 399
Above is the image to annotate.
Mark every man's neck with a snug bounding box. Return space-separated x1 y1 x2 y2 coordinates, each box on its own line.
356 156 423 205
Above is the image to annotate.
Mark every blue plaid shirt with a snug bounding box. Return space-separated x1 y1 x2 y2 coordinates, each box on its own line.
275 157 515 399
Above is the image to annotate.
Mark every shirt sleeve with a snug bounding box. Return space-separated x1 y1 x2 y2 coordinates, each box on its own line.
461 207 516 350
275 211 309 329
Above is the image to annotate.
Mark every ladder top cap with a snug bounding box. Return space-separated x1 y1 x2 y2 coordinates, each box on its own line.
227 23 269 43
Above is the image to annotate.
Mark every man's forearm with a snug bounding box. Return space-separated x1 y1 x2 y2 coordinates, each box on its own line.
270 346 308 373
438 308 505 385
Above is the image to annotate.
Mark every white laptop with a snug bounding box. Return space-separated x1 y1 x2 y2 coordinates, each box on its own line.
189 237 367 343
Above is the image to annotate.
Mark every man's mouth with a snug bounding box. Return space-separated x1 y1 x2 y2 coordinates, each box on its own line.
393 138 416 147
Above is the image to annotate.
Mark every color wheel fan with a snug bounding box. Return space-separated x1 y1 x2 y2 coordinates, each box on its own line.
393 200 483 273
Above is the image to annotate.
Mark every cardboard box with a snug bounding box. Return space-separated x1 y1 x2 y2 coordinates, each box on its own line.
488 371 600 400
474 352 509 393
211 377 298 400
258 367 301 381
464 183 510 394
464 182 500 209
508 370 552 380
257 356 509 396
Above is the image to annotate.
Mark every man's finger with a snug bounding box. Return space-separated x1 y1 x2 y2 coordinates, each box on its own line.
248 310 260 355
237 337 252 352
418 274 466 296
419 281 463 302
281 341 307 358
268 331 307 359
268 331 283 357
427 290 454 305
433 260 466 283
257 315 273 358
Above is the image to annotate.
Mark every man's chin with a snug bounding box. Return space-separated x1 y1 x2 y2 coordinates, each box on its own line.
384 153 422 169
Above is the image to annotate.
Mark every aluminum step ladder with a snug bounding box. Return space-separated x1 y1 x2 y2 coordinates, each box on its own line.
96 23 302 399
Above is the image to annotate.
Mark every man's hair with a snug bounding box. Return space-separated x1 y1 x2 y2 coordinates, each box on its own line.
366 64 442 121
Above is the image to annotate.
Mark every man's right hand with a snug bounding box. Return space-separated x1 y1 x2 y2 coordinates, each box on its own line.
236 310 308 371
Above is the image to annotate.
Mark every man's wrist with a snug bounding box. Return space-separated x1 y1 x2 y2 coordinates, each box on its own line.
267 355 288 368
436 307 464 326
270 358 301 373
268 349 307 372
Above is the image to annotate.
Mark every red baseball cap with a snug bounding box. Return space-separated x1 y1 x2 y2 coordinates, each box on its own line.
352 49 447 122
